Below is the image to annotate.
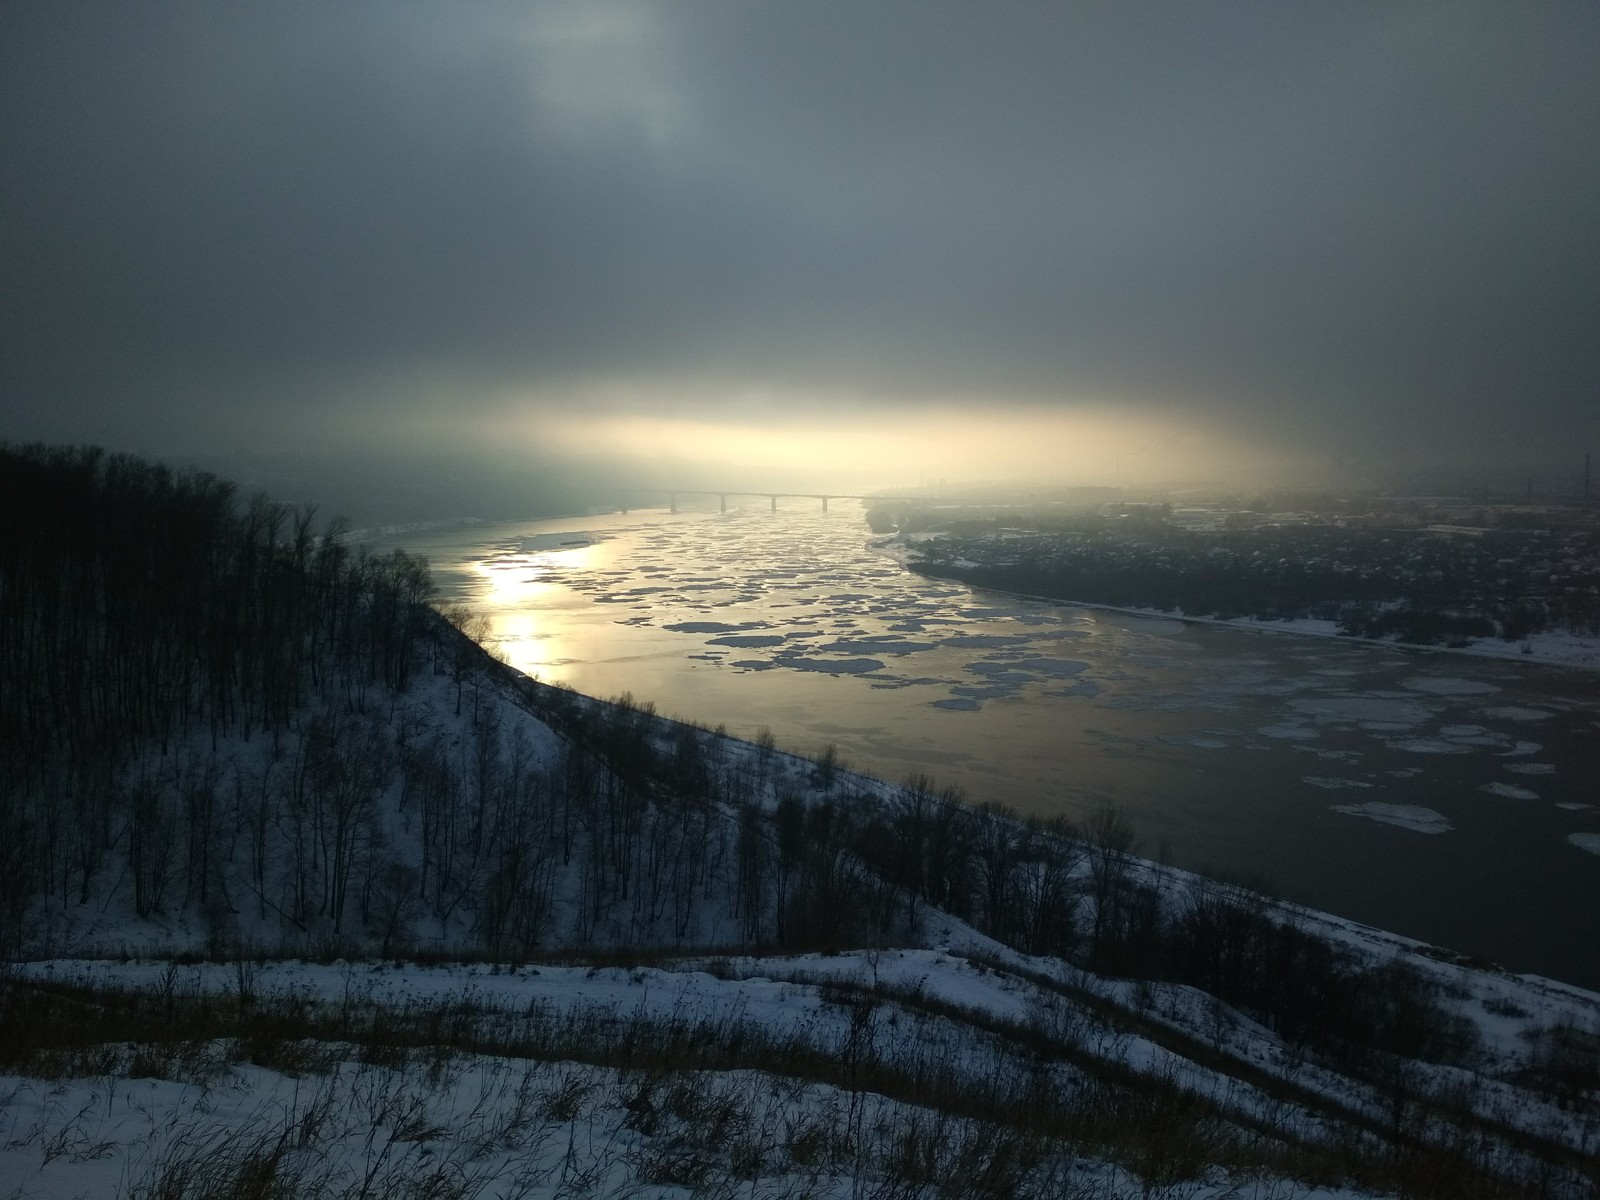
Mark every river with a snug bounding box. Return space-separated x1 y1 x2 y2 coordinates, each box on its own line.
368 502 1600 988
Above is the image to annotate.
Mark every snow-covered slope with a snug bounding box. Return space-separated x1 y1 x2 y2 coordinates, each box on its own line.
6 619 1598 1199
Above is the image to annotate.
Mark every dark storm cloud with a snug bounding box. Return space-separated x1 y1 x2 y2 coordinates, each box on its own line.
3 1 1597 462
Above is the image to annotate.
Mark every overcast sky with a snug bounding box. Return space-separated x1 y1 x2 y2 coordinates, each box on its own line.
3 1 1597 488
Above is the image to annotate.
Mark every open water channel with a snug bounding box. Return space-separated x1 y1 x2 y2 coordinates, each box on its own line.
370 503 1600 988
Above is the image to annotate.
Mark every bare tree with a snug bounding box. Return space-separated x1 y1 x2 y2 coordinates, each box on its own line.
1083 805 1135 967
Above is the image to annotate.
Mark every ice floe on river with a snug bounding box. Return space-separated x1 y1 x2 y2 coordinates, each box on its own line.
1389 738 1472 754
1482 705 1554 721
1257 722 1317 740
1290 696 1431 724
1331 803 1454 834
507 531 606 552
779 655 885 675
1400 676 1501 695
1481 782 1540 801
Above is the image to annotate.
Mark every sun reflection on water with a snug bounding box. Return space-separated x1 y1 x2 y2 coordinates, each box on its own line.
471 541 611 680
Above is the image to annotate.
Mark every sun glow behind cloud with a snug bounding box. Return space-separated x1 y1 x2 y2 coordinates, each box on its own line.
492 397 1290 491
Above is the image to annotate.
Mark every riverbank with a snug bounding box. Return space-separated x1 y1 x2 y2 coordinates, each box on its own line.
879 540 1600 673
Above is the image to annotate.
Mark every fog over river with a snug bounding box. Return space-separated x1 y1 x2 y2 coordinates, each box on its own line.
371 504 1600 989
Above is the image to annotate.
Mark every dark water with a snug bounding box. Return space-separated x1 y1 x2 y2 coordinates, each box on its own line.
372 504 1600 988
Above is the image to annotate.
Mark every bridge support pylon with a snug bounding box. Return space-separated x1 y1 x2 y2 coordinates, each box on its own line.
669 492 677 514
719 494 727 513
822 496 829 513
769 494 777 512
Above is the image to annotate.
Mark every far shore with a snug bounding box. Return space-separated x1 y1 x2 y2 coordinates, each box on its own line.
896 558 1600 674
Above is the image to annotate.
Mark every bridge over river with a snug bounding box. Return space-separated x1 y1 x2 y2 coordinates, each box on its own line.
622 488 919 514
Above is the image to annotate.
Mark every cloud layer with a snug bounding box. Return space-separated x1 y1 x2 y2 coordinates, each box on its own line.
3 2 1597 481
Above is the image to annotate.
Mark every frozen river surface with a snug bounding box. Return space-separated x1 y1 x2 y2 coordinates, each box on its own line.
374 505 1600 988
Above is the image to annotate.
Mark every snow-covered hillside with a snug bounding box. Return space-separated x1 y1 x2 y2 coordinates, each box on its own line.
5 619 1598 1198
3 448 1596 1196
